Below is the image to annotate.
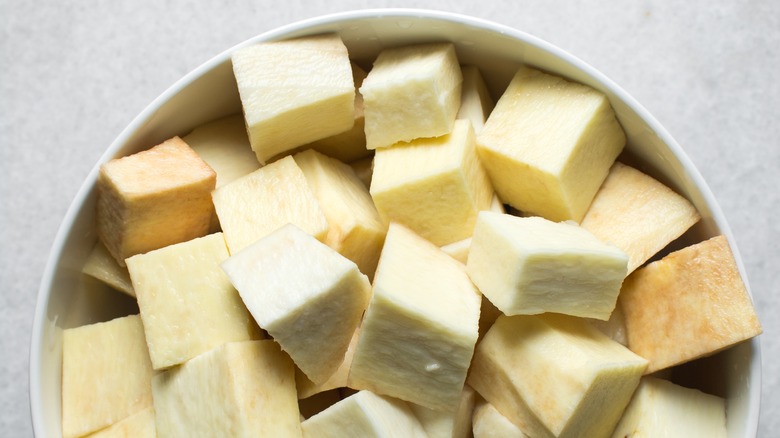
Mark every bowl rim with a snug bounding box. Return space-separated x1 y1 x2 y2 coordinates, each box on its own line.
29 7 761 437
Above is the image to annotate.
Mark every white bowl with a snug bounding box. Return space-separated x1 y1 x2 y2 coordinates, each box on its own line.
30 8 761 437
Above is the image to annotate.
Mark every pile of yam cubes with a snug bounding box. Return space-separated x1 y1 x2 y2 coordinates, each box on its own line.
66 33 761 438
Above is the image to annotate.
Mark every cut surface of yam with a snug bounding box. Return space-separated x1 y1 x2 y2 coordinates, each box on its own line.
294 149 386 279
126 233 254 370
477 66 625 222
296 329 360 399
96 136 215 266
467 313 647 438
472 400 529 438
301 390 427 438
370 119 493 246
581 161 700 273
87 406 156 438
621 235 762 374
611 377 726 438
212 155 329 254
221 223 371 385
232 33 355 164
61 315 153 438
152 340 301 438
457 65 494 134
467 212 627 320
82 241 135 297
349 223 481 412
361 42 462 149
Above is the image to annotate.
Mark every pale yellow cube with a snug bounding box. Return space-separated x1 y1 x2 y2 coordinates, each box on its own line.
467 212 627 320
221 223 371 385
477 67 625 222
232 33 355 163
183 114 260 188
96 136 216 266
457 65 494 134
212 155 329 254
87 407 155 438
467 314 647 438
611 377 726 438
349 224 481 411
126 233 255 370
82 241 135 297
371 119 493 246
361 43 462 149
152 340 301 437
581 161 701 273
294 149 386 278
621 235 762 374
61 315 153 438
302 391 427 438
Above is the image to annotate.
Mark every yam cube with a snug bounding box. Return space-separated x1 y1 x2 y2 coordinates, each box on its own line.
581 162 700 273
611 377 726 438
232 33 355 163
477 67 625 222
212 155 329 254
221 223 371 385
183 114 260 188
457 65 494 134
301 391 427 438
620 235 762 374
294 149 386 278
152 340 301 437
467 314 647 438
472 400 529 438
361 43 462 149
126 233 255 370
349 223 481 411
61 315 153 438
88 407 155 438
467 212 627 320
441 193 505 264
370 119 494 246
96 136 215 266
409 385 476 438
296 329 360 399
303 62 371 162
82 241 135 297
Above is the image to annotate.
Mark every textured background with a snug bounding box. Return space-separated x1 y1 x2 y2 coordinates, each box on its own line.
2 0 778 436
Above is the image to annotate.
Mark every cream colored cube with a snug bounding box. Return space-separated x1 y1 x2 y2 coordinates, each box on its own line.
61 315 153 438
467 212 627 320
212 155 329 254
82 241 135 297
472 400 529 438
221 223 371 385
96 136 215 266
621 235 762 374
126 233 255 370
409 385 476 438
183 114 260 188
457 65 494 134
303 62 371 162
302 391 427 438
232 33 355 163
581 162 700 273
611 377 726 438
371 119 493 246
477 67 625 222
87 407 155 438
467 314 647 438
349 224 481 411
294 149 386 278
296 329 360 399
361 43 462 149
152 340 301 437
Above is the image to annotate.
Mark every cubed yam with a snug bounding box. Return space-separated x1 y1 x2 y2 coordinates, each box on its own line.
82 241 135 297
96 136 215 266
477 67 625 222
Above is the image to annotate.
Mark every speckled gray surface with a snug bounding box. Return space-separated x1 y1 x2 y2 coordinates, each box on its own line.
2 1 778 436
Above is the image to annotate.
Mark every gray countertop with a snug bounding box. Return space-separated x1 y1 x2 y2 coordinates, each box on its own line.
2 0 777 436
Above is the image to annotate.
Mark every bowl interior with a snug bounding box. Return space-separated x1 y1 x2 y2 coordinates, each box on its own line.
30 9 760 437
